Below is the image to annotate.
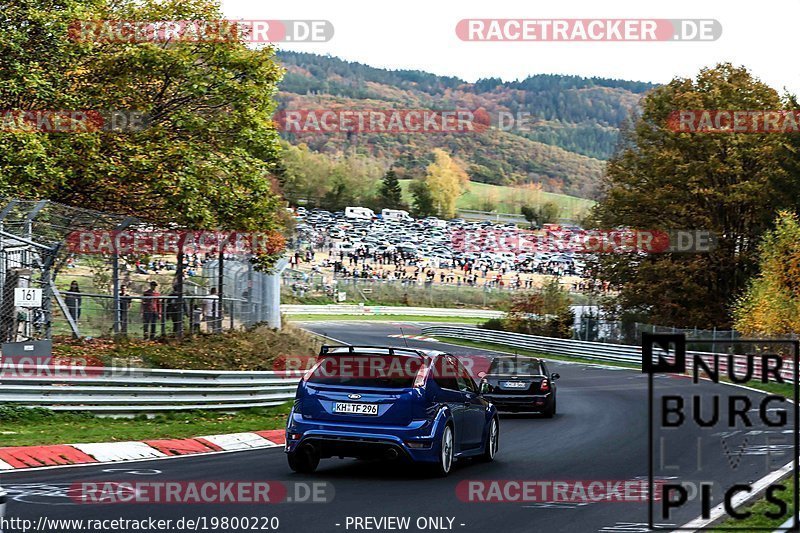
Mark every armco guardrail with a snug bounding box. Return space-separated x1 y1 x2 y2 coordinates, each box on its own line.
0 366 299 414
422 325 640 364
421 326 796 381
282 304 504 319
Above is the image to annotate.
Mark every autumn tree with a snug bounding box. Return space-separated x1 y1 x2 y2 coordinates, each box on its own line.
0 0 285 234
490 278 574 338
734 212 800 335
591 63 800 328
424 149 469 219
521 202 559 228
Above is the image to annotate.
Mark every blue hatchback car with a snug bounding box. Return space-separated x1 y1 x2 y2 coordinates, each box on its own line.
285 345 499 476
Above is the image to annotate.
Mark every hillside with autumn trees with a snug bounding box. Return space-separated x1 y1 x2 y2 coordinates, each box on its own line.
275 51 656 199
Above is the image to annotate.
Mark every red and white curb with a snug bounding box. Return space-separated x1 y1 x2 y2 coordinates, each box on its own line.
388 334 439 342
0 430 285 470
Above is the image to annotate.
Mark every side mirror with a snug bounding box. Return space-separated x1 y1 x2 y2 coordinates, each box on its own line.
477 371 486 378
551 373 560 380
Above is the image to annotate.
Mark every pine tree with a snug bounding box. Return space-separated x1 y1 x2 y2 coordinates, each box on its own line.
378 169 403 209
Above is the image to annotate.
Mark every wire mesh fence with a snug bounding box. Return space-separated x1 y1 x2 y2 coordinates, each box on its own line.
0 198 285 343
280 269 594 310
573 316 741 347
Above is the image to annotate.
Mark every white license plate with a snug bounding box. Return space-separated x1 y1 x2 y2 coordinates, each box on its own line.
334 402 379 415
502 381 527 389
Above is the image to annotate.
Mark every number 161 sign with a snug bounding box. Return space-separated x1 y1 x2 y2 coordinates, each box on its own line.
14 287 42 307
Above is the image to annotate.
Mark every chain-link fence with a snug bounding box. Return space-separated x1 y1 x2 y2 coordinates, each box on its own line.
280 268 596 310
0 198 286 343
573 315 741 347
281 270 538 310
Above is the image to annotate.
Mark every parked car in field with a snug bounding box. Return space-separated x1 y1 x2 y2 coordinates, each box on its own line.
286 345 500 476
478 356 559 417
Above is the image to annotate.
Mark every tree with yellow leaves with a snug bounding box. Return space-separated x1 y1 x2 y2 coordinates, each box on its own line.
424 149 469 219
733 211 800 336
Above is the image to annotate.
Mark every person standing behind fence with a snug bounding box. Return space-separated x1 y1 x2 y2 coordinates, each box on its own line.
119 285 132 335
203 287 220 332
166 284 186 335
142 281 161 340
65 281 82 323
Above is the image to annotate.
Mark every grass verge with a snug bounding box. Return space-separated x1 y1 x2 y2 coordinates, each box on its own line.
713 476 795 530
288 314 487 324
0 403 291 447
53 323 322 371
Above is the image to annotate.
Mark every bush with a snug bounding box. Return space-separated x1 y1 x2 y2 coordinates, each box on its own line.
479 318 507 331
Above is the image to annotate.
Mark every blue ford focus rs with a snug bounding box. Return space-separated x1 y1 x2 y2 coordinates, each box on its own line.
285 345 499 476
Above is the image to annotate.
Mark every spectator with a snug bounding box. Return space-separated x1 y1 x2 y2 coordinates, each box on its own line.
142 281 161 340
165 284 186 335
65 281 82 323
118 285 132 335
203 287 221 333
191 304 203 334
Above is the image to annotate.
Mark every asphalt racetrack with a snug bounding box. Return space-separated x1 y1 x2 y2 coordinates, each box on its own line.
1 321 795 533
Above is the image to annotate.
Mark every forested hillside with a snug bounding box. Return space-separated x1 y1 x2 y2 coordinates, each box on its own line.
275 51 656 198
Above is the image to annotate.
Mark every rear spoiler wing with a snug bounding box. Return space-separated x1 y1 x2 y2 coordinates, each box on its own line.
319 344 428 358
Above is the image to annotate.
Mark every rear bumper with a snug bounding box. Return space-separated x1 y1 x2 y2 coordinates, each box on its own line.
484 393 552 411
285 411 444 463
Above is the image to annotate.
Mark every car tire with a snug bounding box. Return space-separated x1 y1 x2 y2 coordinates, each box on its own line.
287 445 320 474
431 424 455 477
480 417 499 462
543 397 556 418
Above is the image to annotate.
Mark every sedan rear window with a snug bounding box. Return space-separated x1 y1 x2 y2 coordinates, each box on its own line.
488 358 542 375
307 355 424 388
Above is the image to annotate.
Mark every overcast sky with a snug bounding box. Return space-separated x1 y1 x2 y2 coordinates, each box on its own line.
221 0 800 93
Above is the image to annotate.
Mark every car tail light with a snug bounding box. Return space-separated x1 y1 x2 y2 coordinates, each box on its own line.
540 378 550 392
413 363 430 388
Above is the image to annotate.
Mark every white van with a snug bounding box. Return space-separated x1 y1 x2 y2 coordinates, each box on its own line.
381 208 412 222
345 206 375 220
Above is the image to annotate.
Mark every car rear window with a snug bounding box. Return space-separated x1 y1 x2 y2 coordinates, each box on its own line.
488 358 542 375
307 355 423 388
